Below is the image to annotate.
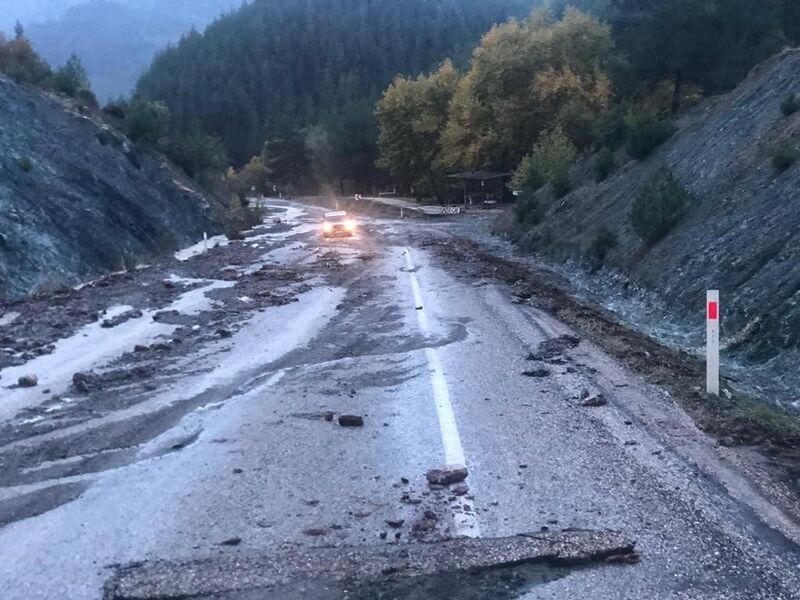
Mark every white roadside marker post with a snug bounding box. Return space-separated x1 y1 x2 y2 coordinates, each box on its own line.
203 232 208 254
707 290 720 396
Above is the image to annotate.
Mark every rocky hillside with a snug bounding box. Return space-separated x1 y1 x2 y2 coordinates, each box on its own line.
522 48 800 365
0 74 220 298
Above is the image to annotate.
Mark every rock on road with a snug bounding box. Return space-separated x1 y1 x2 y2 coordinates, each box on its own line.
1 201 799 599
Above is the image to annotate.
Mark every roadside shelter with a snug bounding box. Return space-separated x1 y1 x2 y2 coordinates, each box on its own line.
445 171 513 206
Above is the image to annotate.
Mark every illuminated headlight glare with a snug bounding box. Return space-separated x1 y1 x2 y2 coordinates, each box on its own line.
344 220 356 231
323 223 333 233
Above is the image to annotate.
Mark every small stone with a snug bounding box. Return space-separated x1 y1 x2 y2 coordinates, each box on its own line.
452 483 469 496
425 465 468 486
386 519 405 528
303 528 329 537
412 519 435 532
401 493 422 505
323 412 335 422
232 468 244 474
72 371 95 393
605 553 641 565
18 374 38 388
522 368 551 378
338 415 364 427
255 520 273 528
582 394 608 407
219 537 241 546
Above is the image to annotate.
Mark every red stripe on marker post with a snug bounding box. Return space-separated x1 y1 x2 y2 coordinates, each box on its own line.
706 291 720 396
708 301 718 321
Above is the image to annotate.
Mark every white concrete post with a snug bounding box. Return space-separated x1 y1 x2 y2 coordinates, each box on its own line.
203 232 208 254
706 290 720 396
401 207 404 219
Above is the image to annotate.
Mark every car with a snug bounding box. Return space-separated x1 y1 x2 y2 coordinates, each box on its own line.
321 211 357 238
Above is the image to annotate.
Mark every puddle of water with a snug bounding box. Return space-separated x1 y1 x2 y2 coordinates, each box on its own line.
0 280 235 421
0 311 20 327
175 235 230 261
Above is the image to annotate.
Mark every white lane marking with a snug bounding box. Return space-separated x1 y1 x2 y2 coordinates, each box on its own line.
404 247 480 538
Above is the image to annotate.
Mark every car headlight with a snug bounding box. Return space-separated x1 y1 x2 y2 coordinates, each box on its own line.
344 220 356 231
323 222 333 233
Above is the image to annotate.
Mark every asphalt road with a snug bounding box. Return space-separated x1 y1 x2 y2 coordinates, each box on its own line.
1 201 800 599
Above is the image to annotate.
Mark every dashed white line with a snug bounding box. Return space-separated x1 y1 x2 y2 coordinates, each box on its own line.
404 247 480 538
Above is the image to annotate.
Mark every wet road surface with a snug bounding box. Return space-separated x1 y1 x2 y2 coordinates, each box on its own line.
1 201 800 599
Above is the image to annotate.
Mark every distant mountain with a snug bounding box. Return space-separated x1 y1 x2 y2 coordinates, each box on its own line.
1 1 85 31
21 0 240 101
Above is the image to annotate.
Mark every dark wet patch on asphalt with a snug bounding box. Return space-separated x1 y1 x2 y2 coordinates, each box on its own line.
0 480 90 527
104 530 636 600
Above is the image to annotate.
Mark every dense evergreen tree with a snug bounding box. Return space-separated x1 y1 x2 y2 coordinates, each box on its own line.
608 0 786 112
136 0 538 187
135 0 800 193
52 52 96 106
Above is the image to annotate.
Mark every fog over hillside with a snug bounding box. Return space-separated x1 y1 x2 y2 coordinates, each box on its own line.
5 0 241 100
3 0 88 30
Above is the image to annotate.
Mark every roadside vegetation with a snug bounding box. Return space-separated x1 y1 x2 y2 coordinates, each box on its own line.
780 92 799 117
134 0 536 192
587 227 618 266
9 1 800 235
0 22 96 107
630 168 689 246
770 142 799 172
16 156 33 173
594 148 616 182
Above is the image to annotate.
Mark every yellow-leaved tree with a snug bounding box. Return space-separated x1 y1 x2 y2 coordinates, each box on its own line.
375 60 460 200
437 8 614 172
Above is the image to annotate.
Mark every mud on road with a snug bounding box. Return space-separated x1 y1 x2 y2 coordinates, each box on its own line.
2 200 800 600
423 233 800 522
0 208 330 523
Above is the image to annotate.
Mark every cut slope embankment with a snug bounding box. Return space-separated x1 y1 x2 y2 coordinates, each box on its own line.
526 48 800 366
0 75 221 298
